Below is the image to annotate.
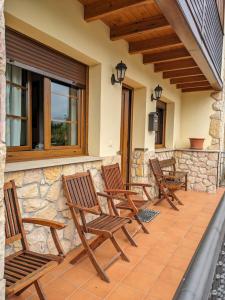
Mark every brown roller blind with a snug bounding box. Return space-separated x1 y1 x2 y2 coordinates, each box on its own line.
6 28 87 86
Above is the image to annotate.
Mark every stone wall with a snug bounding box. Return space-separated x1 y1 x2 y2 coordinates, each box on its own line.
131 148 220 197
0 0 6 298
175 150 219 193
130 149 174 198
208 92 225 151
5 156 120 256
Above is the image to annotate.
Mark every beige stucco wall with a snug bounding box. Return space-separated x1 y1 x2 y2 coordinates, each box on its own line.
4 0 184 156
179 91 214 149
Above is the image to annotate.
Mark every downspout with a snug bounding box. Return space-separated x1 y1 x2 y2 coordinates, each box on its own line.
0 0 6 299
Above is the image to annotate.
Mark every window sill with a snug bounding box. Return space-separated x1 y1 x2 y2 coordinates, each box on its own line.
5 156 103 173
155 148 174 153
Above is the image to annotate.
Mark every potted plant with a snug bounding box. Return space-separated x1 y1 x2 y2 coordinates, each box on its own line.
189 138 205 150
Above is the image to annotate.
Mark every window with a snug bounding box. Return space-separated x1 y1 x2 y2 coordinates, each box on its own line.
6 64 87 162
155 100 166 148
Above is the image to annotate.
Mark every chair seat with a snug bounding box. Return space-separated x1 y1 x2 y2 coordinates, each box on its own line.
86 214 130 235
5 250 60 296
116 195 148 210
165 180 183 190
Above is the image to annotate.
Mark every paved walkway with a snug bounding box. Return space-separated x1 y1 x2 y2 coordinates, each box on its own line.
9 189 225 300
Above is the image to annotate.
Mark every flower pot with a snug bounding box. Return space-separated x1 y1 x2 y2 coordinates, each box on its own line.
189 138 205 150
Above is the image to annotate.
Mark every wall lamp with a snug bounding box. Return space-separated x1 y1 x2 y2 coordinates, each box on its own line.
151 85 163 101
111 61 127 85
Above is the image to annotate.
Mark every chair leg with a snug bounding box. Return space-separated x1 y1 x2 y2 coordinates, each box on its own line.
80 232 110 283
172 191 184 205
86 246 110 283
165 194 179 211
121 226 138 247
34 280 46 300
110 236 130 262
134 215 150 234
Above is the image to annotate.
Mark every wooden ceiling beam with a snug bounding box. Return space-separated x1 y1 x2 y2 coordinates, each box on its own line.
182 86 213 93
170 75 207 84
143 48 190 64
177 81 210 89
163 67 202 79
129 34 181 54
84 0 149 22
154 58 196 72
110 15 169 41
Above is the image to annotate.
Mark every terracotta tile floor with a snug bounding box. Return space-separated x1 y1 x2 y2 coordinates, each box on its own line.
8 189 225 300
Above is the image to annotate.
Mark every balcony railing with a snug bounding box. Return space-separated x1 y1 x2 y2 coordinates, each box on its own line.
178 0 224 78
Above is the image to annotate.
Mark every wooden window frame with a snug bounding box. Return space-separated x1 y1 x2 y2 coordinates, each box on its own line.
155 100 167 149
6 67 88 163
44 78 85 151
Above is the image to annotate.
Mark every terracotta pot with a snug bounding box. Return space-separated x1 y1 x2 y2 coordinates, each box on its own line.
189 138 205 150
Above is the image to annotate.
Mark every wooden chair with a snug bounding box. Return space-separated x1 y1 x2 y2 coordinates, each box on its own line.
159 157 188 191
149 158 184 211
101 163 152 236
4 180 65 300
62 171 135 283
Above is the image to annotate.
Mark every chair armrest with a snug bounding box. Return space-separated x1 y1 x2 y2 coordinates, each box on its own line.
23 218 65 257
125 183 152 187
66 202 100 215
22 218 65 230
104 189 137 195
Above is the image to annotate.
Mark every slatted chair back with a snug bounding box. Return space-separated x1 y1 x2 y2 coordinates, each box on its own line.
101 163 124 191
149 158 164 183
4 181 28 249
159 157 176 172
62 171 101 210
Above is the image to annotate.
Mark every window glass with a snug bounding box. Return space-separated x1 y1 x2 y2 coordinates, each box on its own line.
6 118 27 146
51 81 79 146
155 101 166 147
6 65 29 147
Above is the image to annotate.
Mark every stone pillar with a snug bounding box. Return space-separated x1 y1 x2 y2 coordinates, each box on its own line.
0 0 6 298
208 91 225 151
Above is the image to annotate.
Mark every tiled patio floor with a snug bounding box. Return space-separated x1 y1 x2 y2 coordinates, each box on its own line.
9 189 225 300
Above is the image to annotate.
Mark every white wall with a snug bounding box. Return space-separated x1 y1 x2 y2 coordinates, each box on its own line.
179 91 213 149
4 0 183 157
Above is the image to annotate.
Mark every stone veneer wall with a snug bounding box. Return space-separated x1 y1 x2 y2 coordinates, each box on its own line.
208 91 225 151
0 0 6 298
5 156 120 256
131 149 220 197
174 150 219 193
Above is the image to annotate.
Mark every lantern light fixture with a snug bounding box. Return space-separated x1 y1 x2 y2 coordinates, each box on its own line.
151 85 163 101
111 61 127 85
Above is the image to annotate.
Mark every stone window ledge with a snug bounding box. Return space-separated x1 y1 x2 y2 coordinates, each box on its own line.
5 156 103 173
175 148 220 153
155 148 174 153
155 148 220 154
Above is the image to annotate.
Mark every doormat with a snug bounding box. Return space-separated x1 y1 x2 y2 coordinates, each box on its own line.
137 209 160 223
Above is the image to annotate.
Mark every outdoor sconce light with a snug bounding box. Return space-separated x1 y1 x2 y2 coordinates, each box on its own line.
111 61 127 85
151 84 163 101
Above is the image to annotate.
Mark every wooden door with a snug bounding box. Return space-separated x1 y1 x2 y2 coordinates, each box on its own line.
120 86 133 183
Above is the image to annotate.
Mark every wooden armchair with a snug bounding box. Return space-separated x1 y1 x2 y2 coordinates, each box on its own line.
4 180 65 300
149 158 184 211
62 171 135 283
101 163 152 236
159 157 188 191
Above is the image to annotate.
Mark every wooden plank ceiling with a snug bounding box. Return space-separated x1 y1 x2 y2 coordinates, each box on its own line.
79 0 213 93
